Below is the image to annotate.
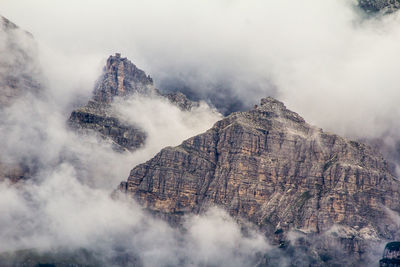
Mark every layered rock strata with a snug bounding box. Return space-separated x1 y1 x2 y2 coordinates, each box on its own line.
121 97 400 264
69 54 196 151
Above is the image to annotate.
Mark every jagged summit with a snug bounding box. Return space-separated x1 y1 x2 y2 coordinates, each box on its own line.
69 53 197 152
92 53 154 103
255 97 306 124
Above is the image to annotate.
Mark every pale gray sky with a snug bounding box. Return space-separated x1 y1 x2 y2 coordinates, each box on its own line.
2 0 400 140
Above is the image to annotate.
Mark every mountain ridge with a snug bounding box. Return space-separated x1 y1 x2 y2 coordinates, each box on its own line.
68 53 198 152
120 96 400 265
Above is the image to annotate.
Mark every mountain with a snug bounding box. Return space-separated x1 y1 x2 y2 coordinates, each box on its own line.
359 0 400 13
69 53 196 152
120 97 400 265
0 16 41 106
0 16 42 182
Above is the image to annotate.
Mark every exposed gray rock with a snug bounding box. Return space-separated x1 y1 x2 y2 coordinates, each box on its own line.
359 0 400 14
121 97 400 265
164 91 197 111
69 100 146 152
92 53 154 103
69 54 197 151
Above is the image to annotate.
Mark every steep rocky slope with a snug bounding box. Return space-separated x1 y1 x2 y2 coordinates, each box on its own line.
121 97 400 264
69 53 196 151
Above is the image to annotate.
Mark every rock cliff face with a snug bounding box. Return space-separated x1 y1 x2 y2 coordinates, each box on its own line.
69 54 196 151
92 53 154 103
69 99 147 152
121 97 400 264
68 54 152 151
359 0 400 13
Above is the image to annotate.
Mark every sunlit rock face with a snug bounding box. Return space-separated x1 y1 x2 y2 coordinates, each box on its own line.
359 0 400 13
122 97 400 265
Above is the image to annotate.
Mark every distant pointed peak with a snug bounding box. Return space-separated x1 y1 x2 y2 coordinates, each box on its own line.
260 97 286 110
252 97 306 124
92 53 154 103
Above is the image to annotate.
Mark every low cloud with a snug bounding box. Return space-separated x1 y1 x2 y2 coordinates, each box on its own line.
1 0 400 265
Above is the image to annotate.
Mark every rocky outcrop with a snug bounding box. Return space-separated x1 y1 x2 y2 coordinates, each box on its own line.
121 97 400 264
69 100 146 152
92 53 154 103
69 54 197 151
165 91 196 111
359 0 400 13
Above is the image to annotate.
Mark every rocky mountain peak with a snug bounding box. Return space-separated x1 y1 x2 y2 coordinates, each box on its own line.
92 53 154 103
260 96 285 109
69 54 198 152
120 96 400 265
255 97 306 124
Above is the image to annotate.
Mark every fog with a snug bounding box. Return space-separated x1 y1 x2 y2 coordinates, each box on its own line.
0 17 269 265
0 44 265 265
3 0 400 138
1 0 400 265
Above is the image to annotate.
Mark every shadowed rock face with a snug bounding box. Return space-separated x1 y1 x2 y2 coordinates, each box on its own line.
359 0 400 13
69 54 197 152
121 97 400 263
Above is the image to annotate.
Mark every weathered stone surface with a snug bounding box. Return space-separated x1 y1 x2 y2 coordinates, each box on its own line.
121 97 400 264
68 54 152 151
69 100 146 152
69 54 197 151
165 91 197 111
359 0 400 13
92 53 154 103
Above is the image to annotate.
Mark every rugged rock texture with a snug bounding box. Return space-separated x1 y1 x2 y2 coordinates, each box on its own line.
92 53 154 103
165 91 196 111
69 100 146 152
359 0 400 13
69 54 196 151
121 97 400 264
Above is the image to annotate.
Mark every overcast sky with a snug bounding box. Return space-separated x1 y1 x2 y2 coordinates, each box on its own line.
2 0 400 140
1 2 399 265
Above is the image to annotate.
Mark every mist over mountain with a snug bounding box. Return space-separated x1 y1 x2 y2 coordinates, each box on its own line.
1 1 400 266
